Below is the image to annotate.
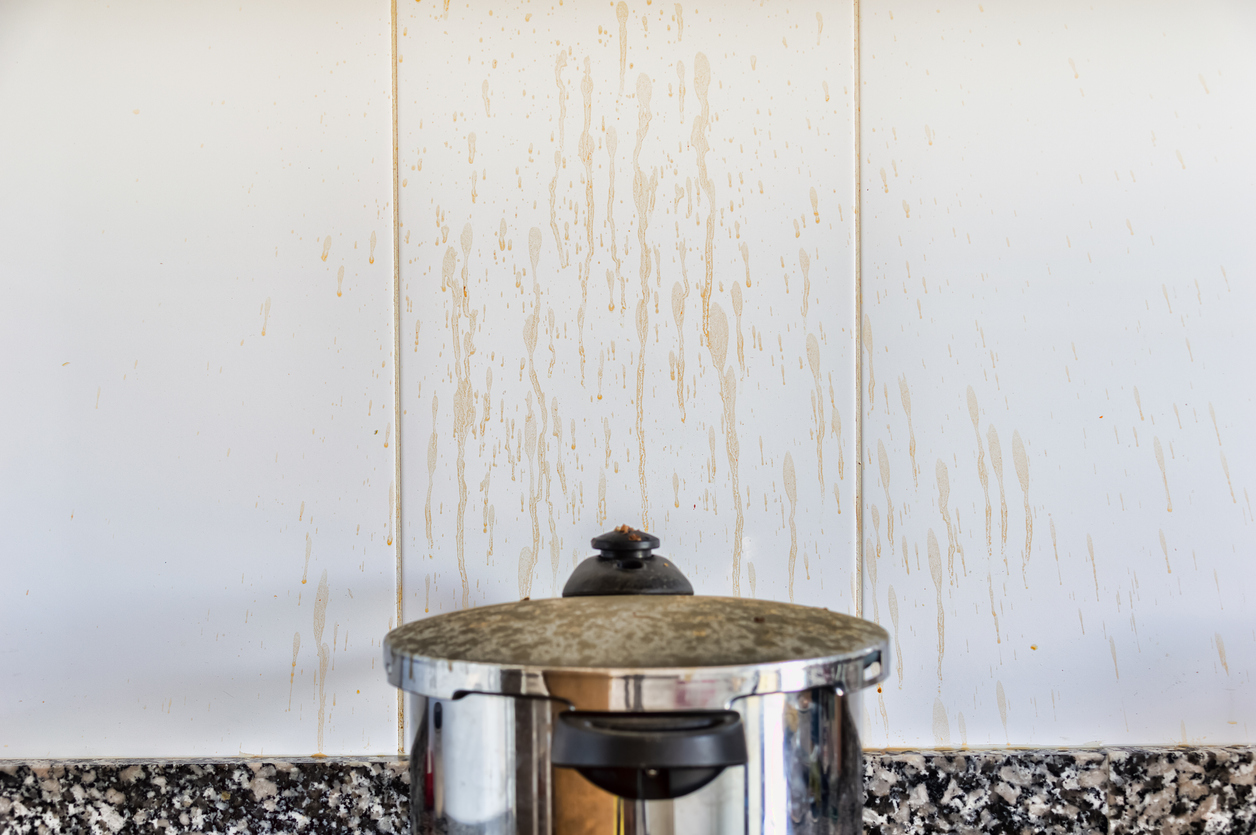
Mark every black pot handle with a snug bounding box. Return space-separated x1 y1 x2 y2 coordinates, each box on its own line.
552 711 747 800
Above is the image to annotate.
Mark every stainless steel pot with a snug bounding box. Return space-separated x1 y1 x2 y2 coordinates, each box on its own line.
384 527 888 835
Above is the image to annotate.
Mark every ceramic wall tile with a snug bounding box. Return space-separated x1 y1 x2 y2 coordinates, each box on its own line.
0 1 397 757
859 0 1256 747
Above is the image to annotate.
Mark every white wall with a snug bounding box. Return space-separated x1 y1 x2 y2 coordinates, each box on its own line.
859 0 1256 747
1 0 1252 759
0 1 398 757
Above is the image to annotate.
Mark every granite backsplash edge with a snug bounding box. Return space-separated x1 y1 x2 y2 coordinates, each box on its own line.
1 747 1252 834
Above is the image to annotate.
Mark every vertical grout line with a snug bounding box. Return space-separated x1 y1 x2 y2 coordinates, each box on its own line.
390 0 404 757
852 0 864 620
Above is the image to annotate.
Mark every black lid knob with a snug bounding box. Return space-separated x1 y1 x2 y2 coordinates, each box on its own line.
592 525 660 557
562 525 693 597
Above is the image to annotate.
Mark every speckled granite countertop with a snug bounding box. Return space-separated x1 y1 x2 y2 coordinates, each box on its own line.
2 748 1252 834
864 747 1254 835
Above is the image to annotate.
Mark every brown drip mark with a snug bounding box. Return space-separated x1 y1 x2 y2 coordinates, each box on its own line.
887 585 903 687
674 3 683 41
798 249 811 317
1159 529 1171 573
1050 516 1062 584
865 528 879 624
1210 403 1237 502
831 382 844 512
287 631 300 711
321 235 331 262
709 303 743 594
862 314 875 410
260 297 271 336
1011 431 1031 586
1216 633 1229 675
676 60 686 122
1153 436 1172 511
672 239 691 420
877 439 893 546
1086 533 1100 599
899 376 917 487
336 265 344 297
996 681 1008 742
927 529 945 682
447 226 478 609
784 452 798 601
521 228 557 597
617 2 630 94
426 395 438 546
549 52 569 269
369 230 377 265
804 337 825 489
988 424 1008 564
732 282 745 373
632 73 658 530
932 699 950 748
692 52 715 346
387 479 395 547
302 533 312 585
606 127 622 304
936 460 964 580
313 569 330 754
986 573 1000 644
968 387 992 558
577 57 594 385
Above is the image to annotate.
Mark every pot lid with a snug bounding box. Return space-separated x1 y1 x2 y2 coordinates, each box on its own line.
384 528 888 710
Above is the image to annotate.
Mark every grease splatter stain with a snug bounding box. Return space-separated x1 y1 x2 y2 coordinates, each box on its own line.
1011 430 1031 585
936 460 964 578
968 386 992 557
807 334 825 488
877 439 893 546
798 249 811 316
900 376 917 486
932 698 950 747
996 680 1008 741
302 533 312 584
313 569 330 753
693 52 715 345
1153 436 1173 511
709 303 743 594
616 2 630 94
988 425 1008 562
784 452 798 600
887 584 903 687
426 396 438 545
287 631 301 711
632 72 657 529
927 529 945 680
1215 633 1229 675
